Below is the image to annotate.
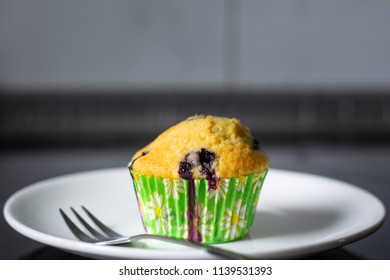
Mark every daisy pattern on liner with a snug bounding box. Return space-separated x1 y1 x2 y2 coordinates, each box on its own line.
236 176 247 192
208 178 229 203
163 178 185 200
144 192 174 234
252 173 264 194
133 175 143 193
221 199 247 240
179 203 214 239
198 203 214 237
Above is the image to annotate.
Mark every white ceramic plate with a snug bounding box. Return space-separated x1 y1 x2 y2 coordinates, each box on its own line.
4 168 385 259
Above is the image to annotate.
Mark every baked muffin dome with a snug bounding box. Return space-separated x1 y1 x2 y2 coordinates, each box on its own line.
131 115 269 179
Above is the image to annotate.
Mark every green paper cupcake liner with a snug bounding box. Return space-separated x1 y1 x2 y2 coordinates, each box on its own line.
130 169 268 244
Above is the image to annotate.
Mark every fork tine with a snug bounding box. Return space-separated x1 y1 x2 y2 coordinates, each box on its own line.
70 207 108 240
59 208 97 242
81 206 123 238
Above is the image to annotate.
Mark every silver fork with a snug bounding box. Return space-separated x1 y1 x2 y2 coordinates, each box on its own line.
59 206 250 260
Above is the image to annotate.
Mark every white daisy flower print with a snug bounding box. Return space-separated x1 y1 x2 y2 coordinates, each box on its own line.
163 178 184 200
144 192 173 234
221 199 247 240
198 203 214 237
208 178 229 203
133 176 143 193
252 174 263 194
251 196 259 217
179 203 214 239
237 176 247 192
179 224 188 239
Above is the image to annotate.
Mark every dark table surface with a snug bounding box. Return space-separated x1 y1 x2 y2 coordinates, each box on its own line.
1 143 389 260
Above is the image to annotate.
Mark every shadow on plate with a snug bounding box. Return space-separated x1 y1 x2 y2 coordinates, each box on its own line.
19 246 365 260
19 246 92 260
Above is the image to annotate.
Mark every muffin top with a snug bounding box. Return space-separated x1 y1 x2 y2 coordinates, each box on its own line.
130 115 269 179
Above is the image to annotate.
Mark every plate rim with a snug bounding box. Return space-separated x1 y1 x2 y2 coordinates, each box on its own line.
3 167 386 259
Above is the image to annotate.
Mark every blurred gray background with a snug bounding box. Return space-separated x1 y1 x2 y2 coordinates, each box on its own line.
1 0 389 259
1 0 390 89
1 0 390 145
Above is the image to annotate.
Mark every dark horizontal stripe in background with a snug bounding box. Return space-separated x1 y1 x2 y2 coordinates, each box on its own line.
1 89 390 146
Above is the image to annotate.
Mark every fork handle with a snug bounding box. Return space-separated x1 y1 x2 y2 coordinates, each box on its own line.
112 234 251 260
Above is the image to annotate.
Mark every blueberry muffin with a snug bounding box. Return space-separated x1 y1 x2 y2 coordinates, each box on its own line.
129 115 269 243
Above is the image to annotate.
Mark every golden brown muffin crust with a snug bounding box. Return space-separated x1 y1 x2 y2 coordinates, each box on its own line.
130 115 269 179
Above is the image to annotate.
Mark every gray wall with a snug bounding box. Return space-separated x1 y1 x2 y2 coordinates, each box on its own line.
1 0 390 91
